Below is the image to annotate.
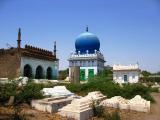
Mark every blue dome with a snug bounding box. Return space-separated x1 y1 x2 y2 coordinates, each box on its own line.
75 32 100 54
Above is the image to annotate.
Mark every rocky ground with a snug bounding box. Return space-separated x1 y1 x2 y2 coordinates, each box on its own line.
0 93 160 120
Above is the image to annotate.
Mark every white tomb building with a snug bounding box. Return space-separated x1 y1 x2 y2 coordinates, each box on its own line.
113 64 140 83
68 27 105 81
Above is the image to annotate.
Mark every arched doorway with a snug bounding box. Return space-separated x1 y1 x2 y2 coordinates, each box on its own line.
35 66 43 79
46 67 52 79
23 64 32 78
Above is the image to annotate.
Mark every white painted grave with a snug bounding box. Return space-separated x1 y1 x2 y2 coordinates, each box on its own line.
42 86 74 97
58 97 93 120
31 96 73 113
100 96 128 109
129 95 150 112
100 95 150 112
58 91 107 120
85 91 107 102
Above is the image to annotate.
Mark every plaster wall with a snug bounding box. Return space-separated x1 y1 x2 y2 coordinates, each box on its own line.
20 56 58 79
113 71 139 83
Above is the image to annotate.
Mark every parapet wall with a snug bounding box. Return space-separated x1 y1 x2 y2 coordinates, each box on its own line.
25 45 53 56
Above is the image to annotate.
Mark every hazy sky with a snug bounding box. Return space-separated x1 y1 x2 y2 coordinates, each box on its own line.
0 0 160 72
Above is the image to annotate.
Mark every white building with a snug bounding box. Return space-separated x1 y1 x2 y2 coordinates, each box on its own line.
113 64 140 83
68 27 105 81
0 28 59 79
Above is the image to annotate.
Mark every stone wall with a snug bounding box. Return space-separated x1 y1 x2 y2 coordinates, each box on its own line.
0 49 21 78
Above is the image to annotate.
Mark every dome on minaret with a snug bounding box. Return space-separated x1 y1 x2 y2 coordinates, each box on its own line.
75 27 100 54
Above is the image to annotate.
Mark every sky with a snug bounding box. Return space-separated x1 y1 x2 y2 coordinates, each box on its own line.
0 0 160 73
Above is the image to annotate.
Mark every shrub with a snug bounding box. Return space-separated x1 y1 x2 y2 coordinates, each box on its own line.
121 83 155 102
0 82 17 103
91 100 121 120
58 69 69 80
0 81 45 104
149 87 159 93
66 78 155 102
141 76 160 83
16 82 44 104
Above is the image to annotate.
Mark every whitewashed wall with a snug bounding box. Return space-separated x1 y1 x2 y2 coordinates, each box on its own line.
20 56 59 79
113 71 139 83
80 66 104 79
69 66 102 79
80 66 97 79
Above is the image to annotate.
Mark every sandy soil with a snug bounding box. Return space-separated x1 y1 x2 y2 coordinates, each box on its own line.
138 93 160 120
0 93 160 120
0 104 70 120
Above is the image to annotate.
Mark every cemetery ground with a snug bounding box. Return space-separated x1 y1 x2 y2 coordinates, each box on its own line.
0 76 160 120
0 93 160 120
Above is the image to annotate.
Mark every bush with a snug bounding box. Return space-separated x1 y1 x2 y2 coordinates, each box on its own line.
0 75 155 105
121 83 155 102
0 81 45 104
149 87 159 93
0 82 17 103
16 82 44 104
141 76 160 83
66 78 155 102
58 69 69 80
91 100 121 120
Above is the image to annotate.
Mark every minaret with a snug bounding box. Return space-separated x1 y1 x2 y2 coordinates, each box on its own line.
17 28 21 49
86 25 88 32
54 41 57 56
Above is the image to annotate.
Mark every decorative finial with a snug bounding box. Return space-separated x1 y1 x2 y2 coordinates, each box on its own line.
54 41 57 56
136 61 139 65
17 28 21 49
86 25 88 32
18 28 21 40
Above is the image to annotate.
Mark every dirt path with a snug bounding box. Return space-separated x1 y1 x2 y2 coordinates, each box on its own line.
142 93 160 120
0 104 68 120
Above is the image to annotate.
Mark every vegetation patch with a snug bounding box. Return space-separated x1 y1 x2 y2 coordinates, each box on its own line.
0 72 157 105
66 75 155 102
91 100 121 120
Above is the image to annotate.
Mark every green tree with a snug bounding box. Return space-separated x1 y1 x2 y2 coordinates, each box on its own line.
58 68 69 80
155 71 160 75
141 70 151 77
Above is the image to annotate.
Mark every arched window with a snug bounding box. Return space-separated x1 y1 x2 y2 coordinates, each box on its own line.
46 67 52 80
23 64 32 78
35 66 43 79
